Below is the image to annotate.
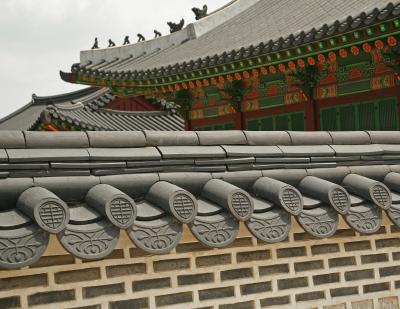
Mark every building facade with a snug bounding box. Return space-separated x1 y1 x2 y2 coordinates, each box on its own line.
59 0 400 132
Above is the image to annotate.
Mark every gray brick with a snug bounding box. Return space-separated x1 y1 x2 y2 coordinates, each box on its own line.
363 282 390 293
237 250 271 263
345 269 374 281
329 256 356 268
199 287 235 301
313 273 340 285
295 291 325 302
221 268 253 281
196 254 231 268
0 274 47 291
55 268 100 284
361 253 388 264
393 252 400 260
28 290 75 306
106 263 146 278
240 281 272 295
176 242 208 253
155 292 193 307
259 264 289 276
228 237 253 248
67 306 101 309
0 296 20 309
277 277 308 290
294 260 323 272
260 296 290 307
31 255 75 268
330 286 359 297
132 278 171 292
219 301 255 309
109 298 149 309
154 258 190 272
277 247 306 258
379 265 400 277
344 241 371 251
83 283 124 299
376 238 400 249
311 244 340 255
178 273 214 285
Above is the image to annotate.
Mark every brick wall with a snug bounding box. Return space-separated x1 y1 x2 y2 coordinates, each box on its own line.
1 215 400 309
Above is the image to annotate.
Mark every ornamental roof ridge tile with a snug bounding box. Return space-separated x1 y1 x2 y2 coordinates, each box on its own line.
66 1 398 82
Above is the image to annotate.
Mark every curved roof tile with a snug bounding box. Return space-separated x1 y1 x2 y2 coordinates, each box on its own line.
0 130 399 267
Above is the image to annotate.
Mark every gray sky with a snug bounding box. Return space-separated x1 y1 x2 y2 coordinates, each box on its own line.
0 0 228 118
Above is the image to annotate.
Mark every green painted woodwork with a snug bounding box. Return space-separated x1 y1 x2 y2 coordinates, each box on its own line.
320 97 399 131
338 79 371 96
203 106 219 118
259 96 285 109
195 122 235 131
246 111 305 131
204 85 222 101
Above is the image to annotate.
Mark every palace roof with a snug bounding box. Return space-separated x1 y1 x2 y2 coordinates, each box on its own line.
63 0 398 83
1 130 400 268
0 88 184 131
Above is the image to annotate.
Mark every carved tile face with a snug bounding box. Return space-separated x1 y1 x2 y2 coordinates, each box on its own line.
128 216 182 254
229 192 253 221
371 184 392 210
189 213 239 248
387 203 400 227
38 201 68 231
297 205 338 238
109 198 136 226
172 194 196 220
329 187 351 214
279 187 303 215
0 225 49 269
58 221 119 260
246 207 290 243
344 203 382 234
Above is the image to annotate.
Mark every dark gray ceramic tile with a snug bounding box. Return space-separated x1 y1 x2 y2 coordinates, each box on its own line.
88 147 161 161
87 131 146 147
329 131 371 145
145 131 199 146
0 131 25 148
243 131 291 146
222 146 282 157
24 131 89 148
51 162 126 169
278 145 335 157
6 148 89 162
157 146 226 159
330 144 383 156
196 131 247 145
288 131 332 145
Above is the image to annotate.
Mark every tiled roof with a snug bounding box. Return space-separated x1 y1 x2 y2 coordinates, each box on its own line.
1 130 400 268
0 87 98 130
66 0 398 81
0 88 184 131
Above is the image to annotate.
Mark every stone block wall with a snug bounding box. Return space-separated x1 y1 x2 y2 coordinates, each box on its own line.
1 215 400 309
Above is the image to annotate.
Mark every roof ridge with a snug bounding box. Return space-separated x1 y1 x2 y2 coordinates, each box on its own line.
79 0 258 65
32 87 98 104
70 0 398 82
99 108 171 116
